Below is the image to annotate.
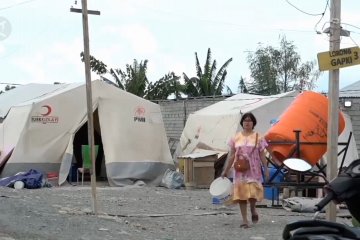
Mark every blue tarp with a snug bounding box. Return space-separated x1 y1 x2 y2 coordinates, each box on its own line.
0 169 43 189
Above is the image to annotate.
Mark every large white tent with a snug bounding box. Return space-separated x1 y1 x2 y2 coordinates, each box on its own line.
0 80 174 186
180 91 300 155
179 91 358 167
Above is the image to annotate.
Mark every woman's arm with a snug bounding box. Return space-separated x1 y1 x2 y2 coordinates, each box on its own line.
221 147 235 178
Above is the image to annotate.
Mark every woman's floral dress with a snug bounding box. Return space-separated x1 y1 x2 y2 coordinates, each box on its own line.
228 131 268 201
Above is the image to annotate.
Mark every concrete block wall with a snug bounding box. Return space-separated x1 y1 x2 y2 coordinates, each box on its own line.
340 98 360 155
156 97 227 141
154 97 228 156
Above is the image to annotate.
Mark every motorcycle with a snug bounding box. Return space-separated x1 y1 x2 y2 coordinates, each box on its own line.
282 159 360 240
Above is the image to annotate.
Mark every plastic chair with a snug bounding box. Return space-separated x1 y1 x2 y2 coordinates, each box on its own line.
77 145 99 185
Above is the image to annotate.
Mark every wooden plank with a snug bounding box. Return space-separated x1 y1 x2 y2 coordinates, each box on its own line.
108 211 237 218
193 162 214 167
183 158 194 189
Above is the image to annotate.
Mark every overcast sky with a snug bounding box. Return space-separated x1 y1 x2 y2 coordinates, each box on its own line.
0 0 360 93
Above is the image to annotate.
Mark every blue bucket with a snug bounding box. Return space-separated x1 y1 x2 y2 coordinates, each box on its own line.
264 167 285 200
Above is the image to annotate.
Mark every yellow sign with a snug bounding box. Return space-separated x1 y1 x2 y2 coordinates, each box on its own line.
317 46 360 71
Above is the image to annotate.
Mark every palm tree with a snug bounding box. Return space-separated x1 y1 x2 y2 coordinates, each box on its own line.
83 54 184 99
145 72 185 100
238 76 248 93
110 59 149 97
183 48 233 97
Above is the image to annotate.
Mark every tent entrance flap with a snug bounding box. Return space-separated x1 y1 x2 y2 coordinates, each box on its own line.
72 110 105 181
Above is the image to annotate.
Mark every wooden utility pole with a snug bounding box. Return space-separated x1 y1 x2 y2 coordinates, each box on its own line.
326 0 341 222
71 0 100 215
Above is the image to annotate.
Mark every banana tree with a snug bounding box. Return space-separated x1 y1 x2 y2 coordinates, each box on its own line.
183 48 233 97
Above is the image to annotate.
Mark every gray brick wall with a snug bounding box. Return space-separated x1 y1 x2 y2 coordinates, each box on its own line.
156 97 228 140
154 96 229 154
340 97 360 155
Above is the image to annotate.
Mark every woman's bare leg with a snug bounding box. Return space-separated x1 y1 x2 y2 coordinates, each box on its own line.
239 200 249 226
249 198 258 223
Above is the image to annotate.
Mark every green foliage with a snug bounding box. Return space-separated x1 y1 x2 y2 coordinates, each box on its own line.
110 59 149 97
225 86 233 95
238 76 248 93
295 60 320 90
82 48 233 99
82 52 183 99
183 48 233 97
145 72 184 100
246 36 320 95
80 52 107 75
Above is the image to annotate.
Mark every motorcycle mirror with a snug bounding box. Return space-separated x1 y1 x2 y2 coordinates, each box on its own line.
283 158 312 172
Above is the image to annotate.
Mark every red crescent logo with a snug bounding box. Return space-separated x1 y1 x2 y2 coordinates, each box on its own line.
135 106 145 116
41 105 52 116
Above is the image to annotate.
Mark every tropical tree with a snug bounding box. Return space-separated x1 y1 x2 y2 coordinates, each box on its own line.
82 53 149 97
238 76 248 93
80 52 107 75
145 72 184 100
295 60 321 91
246 36 320 95
82 53 184 99
247 45 279 95
183 48 233 97
109 60 149 97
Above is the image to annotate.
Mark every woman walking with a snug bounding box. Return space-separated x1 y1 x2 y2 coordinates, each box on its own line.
221 112 269 228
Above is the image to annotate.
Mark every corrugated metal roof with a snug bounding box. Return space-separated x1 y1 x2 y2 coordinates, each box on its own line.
340 80 360 98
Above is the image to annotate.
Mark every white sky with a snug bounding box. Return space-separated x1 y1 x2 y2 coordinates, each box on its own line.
0 0 360 93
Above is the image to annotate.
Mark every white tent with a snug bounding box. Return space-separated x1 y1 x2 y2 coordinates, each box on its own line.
180 91 300 155
0 80 174 186
179 91 358 167
328 112 359 168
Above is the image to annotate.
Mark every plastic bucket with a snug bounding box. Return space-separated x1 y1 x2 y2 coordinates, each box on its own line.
265 91 345 166
264 167 285 200
209 177 232 204
14 181 24 189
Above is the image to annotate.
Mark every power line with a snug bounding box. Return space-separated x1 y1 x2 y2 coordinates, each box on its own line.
314 0 329 33
285 0 325 16
348 35 359 47
342 22 360 32
284 0 330 35
126 1 316 34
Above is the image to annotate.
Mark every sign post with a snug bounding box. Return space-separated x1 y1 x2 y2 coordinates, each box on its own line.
317 46 360 71
325 0 341 222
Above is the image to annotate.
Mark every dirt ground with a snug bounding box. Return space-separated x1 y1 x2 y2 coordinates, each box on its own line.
0 183 353 240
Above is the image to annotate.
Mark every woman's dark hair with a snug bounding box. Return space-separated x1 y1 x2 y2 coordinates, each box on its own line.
240 112 257 129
